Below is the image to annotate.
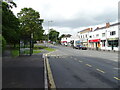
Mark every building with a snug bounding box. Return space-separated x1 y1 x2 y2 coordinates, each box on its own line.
61 34 72 46
77 22 119 51
77 28 92 47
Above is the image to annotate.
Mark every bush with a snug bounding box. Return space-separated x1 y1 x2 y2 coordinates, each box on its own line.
2 36 6 49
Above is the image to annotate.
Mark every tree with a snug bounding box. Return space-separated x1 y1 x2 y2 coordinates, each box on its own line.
2 2 20 46
17 8 44 55
17 8 44 40
49 28 59 42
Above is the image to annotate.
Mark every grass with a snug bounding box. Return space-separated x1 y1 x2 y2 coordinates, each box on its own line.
33 50 42 54
11 44 55 57
44 47 55 52
34 44 55 52
11 49 19 57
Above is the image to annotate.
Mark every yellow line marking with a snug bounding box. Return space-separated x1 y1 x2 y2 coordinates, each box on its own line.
96 68 105 73
79 60 83 62
114 77 120 80
46 57 56 89
86 64 92 67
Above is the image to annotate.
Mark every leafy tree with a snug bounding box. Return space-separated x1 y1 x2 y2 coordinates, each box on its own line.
49 28 59 42
2 2 20 47
59 34 65 40
17 8 44 55
17 8 44 40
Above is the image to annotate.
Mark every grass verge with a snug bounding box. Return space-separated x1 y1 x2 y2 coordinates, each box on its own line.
33 50 42 54
11 49 19 57
44 47 55 52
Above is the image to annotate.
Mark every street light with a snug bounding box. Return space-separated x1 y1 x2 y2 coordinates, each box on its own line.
48 20 53 42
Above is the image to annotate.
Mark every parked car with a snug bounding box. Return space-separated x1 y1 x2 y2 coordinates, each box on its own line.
74 45 87 50
79 45 87 50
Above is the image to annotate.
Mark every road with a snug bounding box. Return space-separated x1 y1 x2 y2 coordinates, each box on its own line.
47 45 119 88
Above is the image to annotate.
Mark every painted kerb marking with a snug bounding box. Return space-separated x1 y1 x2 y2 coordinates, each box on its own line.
46 54 56 89
43 54 48 90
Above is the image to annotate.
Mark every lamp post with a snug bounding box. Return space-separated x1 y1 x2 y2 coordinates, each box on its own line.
48 20 53 42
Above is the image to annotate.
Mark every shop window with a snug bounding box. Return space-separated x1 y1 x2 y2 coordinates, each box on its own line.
101 40 105 47
110 31 116 35
108 40 118 47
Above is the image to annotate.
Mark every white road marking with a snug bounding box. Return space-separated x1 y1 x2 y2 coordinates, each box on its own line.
96 68 105 73
85 64 92 67
79 60 83 62
113 77 120 80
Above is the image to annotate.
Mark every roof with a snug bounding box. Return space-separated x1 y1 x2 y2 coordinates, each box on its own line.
63 34 72 37
94 22 120 31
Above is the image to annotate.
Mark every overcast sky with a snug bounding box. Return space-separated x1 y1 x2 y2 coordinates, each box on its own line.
12 0 119 35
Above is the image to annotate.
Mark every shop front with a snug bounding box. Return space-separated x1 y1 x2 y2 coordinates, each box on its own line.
89 39 101 50
107 38 119 50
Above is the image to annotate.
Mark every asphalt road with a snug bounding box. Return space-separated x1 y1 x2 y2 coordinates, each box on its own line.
47 45 119 88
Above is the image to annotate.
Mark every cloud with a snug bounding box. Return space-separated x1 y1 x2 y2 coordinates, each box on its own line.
12 0 119 35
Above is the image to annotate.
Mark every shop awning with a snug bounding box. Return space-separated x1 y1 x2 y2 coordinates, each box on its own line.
89 39 101 42
61 41 67 43
107 38 118 40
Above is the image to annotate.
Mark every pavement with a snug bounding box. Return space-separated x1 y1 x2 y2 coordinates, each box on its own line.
2 50 45 89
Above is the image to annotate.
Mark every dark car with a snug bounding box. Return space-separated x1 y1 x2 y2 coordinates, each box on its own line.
79 45 87 50
75 45 87 50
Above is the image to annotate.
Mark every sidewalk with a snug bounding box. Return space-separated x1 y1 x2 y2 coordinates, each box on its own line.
2 53 44 89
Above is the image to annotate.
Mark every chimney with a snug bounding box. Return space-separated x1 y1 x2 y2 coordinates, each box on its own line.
106 22 110 28
97 27 99 29
91 28 93 31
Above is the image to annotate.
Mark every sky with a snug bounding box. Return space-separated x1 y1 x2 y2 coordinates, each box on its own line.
12 0 119 35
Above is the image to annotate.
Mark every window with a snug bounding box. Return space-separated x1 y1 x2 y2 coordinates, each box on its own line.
96 34 99 37
101 40 106 47
89 36 92 38
110 31 116 35
102 33 105 37
108 40 118 47
81 35 82 38
86 35 87 38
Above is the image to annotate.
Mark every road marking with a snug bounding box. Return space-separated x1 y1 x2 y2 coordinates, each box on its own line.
43 55 48 90
113 68 120 70
113 77 120 80
96 68 105 73
79 60 83 62
85 64 92 67
46 57 56 89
